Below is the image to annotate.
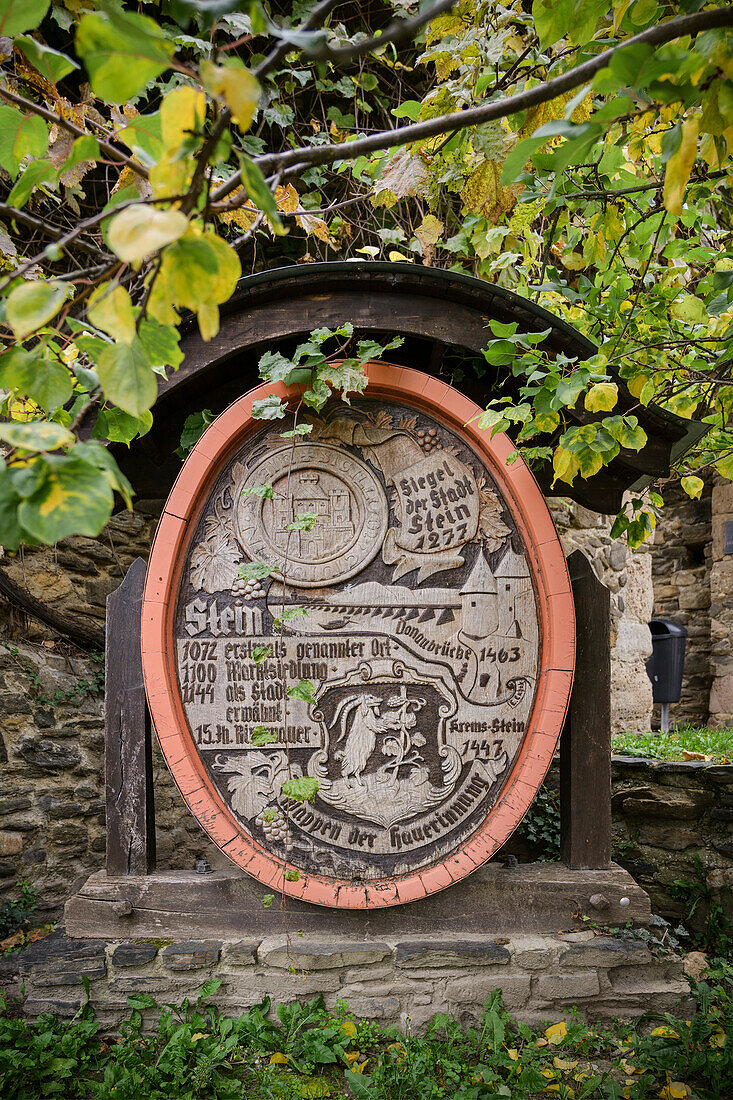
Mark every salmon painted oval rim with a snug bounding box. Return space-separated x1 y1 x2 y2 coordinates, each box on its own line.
141 363 575 909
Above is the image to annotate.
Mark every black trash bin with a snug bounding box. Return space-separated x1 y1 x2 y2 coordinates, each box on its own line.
645 618 687 730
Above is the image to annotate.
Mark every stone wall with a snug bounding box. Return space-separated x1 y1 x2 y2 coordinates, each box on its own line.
710 478 733 726
10 928 688 1031
549 499 654 734
611 757 733 927
650 481 713 727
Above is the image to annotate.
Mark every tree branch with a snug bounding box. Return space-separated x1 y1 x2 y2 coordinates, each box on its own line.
211 5 733 206
253 0 342 79
0 565 105 650
301 0 457 65
0 85 150 181
0 202 110 260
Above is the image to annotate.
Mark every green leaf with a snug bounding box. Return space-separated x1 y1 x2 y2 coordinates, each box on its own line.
281 776 320 803
107 205 188 265
17 452 114 542
681 475 704 500
126 992 158 1011
241 484 274 499
717 453 733 480
0 0 49 36
283 868 300 882
252 645 271 663
96 338 158 418
0 105 48 176
236 153 284 233
6 159 56 209
0 468 24 552
76 10 176 104
238 561 278 581
285 510 316 532
251 725 277 745
0 348 72 414
88 283 136 344
138 318 184 374
252 394 287 419
6 280 69 338
176 409 215 457
74 439 133 509
92 407 153 445
287 678 317 705
280 424 313 438
0 420 74 451
16 36 79 83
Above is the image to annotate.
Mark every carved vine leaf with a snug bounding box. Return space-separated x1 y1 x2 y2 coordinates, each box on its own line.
190 518 242 593
215 753 298 821
396 415 418 432
477 477 511 552
367 410 393 428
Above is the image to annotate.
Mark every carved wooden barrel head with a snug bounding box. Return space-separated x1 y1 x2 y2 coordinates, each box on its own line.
142 364 575 907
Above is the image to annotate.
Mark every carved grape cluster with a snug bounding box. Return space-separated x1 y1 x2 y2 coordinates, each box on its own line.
417 427 443 454
256 808 287 843
231 578 266 600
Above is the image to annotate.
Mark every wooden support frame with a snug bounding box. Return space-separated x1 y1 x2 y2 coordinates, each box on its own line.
560 549 612 869
105 557 156 876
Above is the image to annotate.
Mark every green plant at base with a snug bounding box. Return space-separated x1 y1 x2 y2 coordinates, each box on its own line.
515 782 561 861
670 855 733 960
1 968 732 1099
0 882 37 941
0 643 104 712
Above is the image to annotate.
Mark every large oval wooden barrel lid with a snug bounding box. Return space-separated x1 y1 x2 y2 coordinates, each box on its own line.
142 364 575 908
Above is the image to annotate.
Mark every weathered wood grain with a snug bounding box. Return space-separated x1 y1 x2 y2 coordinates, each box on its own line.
64 863 650 938
105 558 155 876
560 550 612 870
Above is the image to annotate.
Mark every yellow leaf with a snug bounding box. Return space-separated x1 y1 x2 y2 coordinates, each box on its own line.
552 447 580 487
659 1084 691 1099
507 1048 520 1061
461 158 520 223
389 250 411 262
415 214 444 250
161 85 206 152
275 183 300 214
108 205 188 265
88 283 136 344
681 475 704 499
545 1022 567 1045
651 1026 679 1038
191 1032 207 1041
585 382 618 412
201 61 260 130
197 304 219 342
298 1080 331 1098
269 1052 289 1064
620 1059 642 1075
344 1051 360 1064
339 1020 358 1039
356 1059 369 1073
553 1056 578 1070
710 1028 726 1048
535 1037 548 1047
663 116 700 216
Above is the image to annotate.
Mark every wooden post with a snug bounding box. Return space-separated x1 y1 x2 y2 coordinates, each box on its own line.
560 549 611 869
105 557 155 875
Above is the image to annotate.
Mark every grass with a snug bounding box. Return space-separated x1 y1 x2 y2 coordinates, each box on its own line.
1 967 733 1100
611 724 733 764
